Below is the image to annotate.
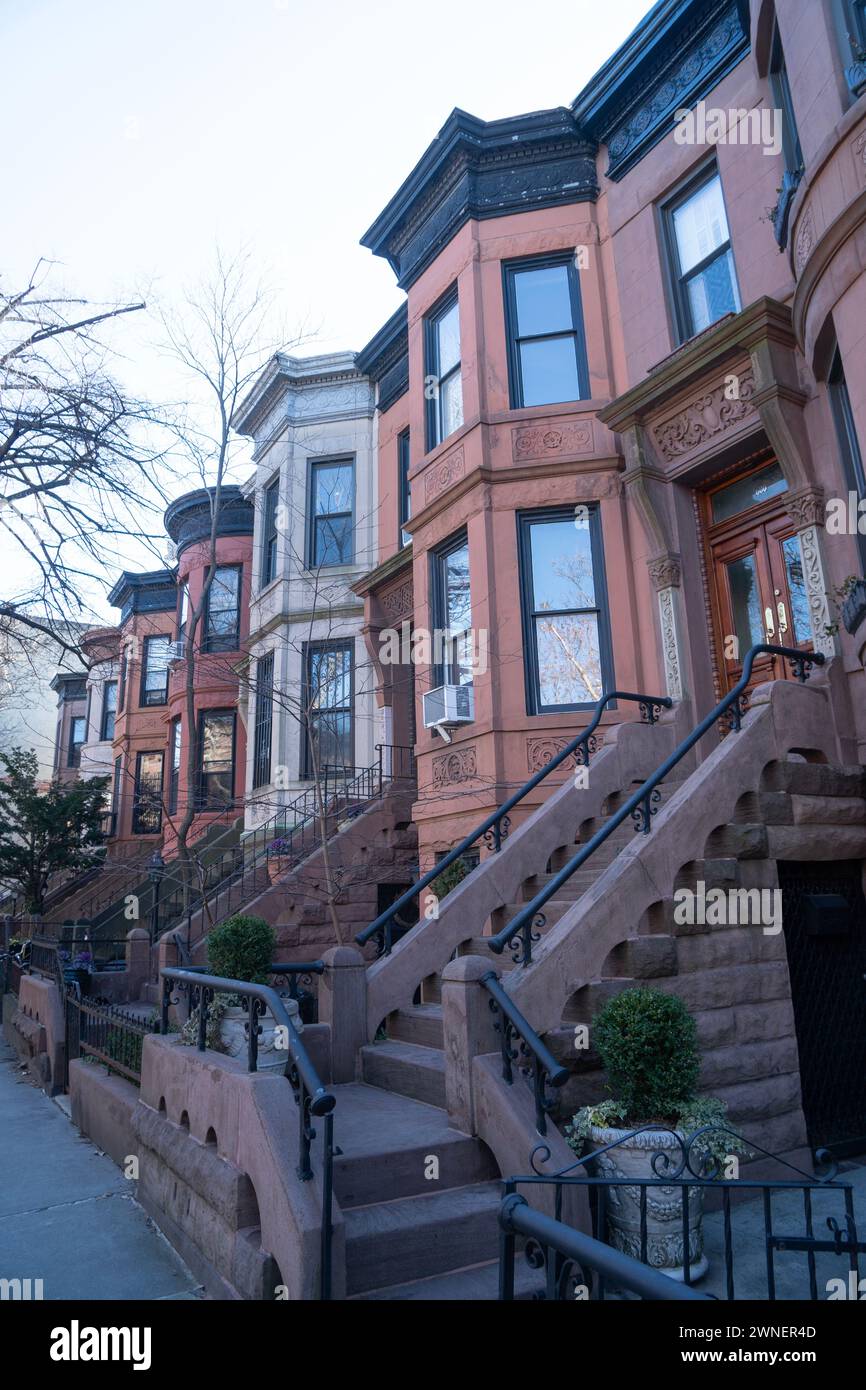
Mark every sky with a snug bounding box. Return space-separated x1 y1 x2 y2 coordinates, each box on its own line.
2 0 652 616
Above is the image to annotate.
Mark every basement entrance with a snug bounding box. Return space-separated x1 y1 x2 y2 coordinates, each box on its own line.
778 859 866 1160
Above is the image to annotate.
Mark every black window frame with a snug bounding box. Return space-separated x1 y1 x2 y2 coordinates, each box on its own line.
502 252 590 409
517 504 615 716
430 530 472 688
177 580 189 646
112 755 122 817
132 750 164 835
301 640 354 780
260 476 280 588
100 680 118 742
306 456 355 569
203 564 242 654
252 650 275 790
424 286 463 452
398 429 412 548
67 715 86 768
769 22 804 177
660 161 740 345
139 634 170 708
197 708 237 810
118 649 127 712
168 717 182 816
829 345 866 571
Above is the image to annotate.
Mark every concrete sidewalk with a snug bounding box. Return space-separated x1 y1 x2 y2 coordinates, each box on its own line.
0 1037 202 1300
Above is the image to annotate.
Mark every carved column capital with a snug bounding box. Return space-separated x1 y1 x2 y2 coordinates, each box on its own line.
648 552 682 591
786 486 825 529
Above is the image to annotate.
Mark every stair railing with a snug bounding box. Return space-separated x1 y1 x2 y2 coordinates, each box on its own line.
161 965 337 1299
481 970 568 1134
355 690 672 957
489 644 825 967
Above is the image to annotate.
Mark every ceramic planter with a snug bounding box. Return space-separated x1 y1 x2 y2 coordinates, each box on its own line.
589 1124 708 1282
220 996 303 1072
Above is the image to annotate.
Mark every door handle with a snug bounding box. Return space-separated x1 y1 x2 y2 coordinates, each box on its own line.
777 601 788 635
764 606 776 641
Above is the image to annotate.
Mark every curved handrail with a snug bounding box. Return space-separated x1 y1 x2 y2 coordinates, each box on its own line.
354 689 672 954
489 643 825 965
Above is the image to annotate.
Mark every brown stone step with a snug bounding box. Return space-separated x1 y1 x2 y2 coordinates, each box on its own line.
360 1039 446 1108
389 1004 444 1049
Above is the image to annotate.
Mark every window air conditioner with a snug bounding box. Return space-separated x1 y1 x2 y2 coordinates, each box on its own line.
422 683 474 742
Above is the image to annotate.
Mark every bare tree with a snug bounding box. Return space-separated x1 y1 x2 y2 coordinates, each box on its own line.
0 259 171 657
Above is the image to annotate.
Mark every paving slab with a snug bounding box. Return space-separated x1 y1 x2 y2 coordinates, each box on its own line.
0 1036 202 1300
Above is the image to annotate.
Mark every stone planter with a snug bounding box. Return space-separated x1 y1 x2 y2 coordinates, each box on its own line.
220 996 303 1073
589 1125 708 1282
267 856 292 886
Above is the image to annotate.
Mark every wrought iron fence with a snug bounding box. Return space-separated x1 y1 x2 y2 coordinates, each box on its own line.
65 994 159 1087
500 1124 865 1301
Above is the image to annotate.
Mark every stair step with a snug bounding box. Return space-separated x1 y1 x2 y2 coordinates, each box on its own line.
458 937 516 966
351 1257 543 1301
315 1083 496 1207
360 1040 446 1108
761 762 866 799
344 1182 501 1295
389 1004 444 1049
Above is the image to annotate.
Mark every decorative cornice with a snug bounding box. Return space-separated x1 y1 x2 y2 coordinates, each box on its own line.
424 445 466 503
360 107 597 290
599 298 795 434
351 543 413 601
511 420 594 463
651 369 756 463
380 579 414 621
163 486 255 560
572 0 750 181
526 736 572 774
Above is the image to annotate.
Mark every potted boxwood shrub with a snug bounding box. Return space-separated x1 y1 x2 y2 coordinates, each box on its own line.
202 914 302 1071
566 987 747 1282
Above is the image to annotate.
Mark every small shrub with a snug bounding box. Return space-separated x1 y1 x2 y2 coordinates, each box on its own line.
207 914 275 985
592 987 699 1124
429 855 472 902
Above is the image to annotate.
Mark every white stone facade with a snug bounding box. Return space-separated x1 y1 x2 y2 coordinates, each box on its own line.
235 351 379 831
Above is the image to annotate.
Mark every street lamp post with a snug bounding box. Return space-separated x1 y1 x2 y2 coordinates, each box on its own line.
147 849 166 944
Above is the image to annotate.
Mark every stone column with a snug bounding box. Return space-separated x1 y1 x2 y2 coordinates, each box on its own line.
318 945 367 1084
648 553 685 700
125 927 151 1001
440 955 500 1135
786 488 837 659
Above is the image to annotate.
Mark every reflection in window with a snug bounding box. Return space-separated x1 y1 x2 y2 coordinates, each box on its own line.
426 292 463 450
518 508 613 712
726 554 764 655
100 681 117 742
198 710 235 807
432 536 473 686
204 566 241 652
781 536 812 644
132 751 164 834
309 460 353 567
666 170 740 341
140 635 171 707
304 643 353 776
504 256 588 407
710 462 788 524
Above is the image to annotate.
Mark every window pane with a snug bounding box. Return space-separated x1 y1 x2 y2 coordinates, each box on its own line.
440 370 463 438
315 514 353 565
530 518 596 610
315 462 353 516
672 175 730 274
684 249 739 333
144 637 170 699
444 544 471 633
534 614 603 704
781 536 812 644
310 647 351 710
711 462 788 524
202 714 234 772
726 554 763 653
436 300 460 376
311 711 352 768
514 263 573 336
519 337 581 407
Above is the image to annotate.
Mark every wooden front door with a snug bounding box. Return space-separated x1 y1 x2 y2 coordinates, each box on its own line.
702 459 813 696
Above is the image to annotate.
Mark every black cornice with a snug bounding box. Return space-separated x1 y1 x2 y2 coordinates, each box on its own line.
360 107 598 290
163 485 254 561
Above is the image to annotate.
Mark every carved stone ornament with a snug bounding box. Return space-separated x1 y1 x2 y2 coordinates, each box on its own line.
512 421 593 463
648 553 682 591
652 371 756 462
785 487 824 530
424 446 465 503
795 207 815 274
431 745 477 788
381 580 413 620
526 736 572 773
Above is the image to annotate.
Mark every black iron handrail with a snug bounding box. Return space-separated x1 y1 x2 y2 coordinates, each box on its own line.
498 1192 711 1301
489 644 825 965
355 689 671 956
160 965 337 1299
481 970 568 1135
